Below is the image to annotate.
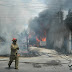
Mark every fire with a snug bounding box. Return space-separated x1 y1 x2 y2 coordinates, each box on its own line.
42 37 46 41
36 36 46 42
36 36 40 42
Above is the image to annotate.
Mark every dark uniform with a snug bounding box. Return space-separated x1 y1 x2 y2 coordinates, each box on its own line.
8 38 19 69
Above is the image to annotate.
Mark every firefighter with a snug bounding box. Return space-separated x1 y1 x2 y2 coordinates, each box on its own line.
8 38 19 69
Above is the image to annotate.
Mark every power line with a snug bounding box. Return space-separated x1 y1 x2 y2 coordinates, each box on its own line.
0 4 62 9
0 0 45 4
0 0 46 5
0 1 64 10
0 0 65 4
0 4 47 9
0 3 46 7
0 0 65 6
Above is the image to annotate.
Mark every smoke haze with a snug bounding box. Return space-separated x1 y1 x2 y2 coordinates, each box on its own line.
0 0 72 55
0 0 45 55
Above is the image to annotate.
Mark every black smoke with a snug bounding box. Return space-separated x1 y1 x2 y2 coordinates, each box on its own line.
29 9 55 37
29 0 70 49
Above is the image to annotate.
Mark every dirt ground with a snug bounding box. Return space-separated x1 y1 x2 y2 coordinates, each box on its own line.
0 47 72 72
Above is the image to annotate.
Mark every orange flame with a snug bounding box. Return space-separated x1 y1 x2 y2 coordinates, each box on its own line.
42 37 46 41
36 36 46 42
36 36 40 42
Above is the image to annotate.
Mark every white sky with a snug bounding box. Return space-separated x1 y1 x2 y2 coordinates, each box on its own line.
0 0 68 39
0 0 46 39
0 0 46 29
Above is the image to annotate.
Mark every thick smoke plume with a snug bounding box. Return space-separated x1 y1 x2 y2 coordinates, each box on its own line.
29 0 71 50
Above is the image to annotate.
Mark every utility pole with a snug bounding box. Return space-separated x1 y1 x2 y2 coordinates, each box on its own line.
26 33 29 51
25 30 29 51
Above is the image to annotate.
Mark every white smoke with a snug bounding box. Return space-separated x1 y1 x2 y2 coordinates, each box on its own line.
0 0 26 40
0 0 45 55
